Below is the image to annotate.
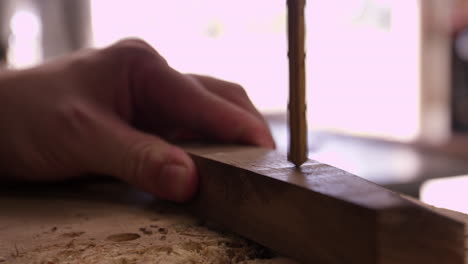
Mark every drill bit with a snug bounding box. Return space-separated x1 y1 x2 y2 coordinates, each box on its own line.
287 0 307 166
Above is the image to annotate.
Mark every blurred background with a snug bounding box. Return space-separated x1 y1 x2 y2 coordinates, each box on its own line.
0 0 449 140
2 0 468 212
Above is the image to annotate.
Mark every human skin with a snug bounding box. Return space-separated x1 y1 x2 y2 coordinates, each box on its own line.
453 0 468 34
0 39 275 202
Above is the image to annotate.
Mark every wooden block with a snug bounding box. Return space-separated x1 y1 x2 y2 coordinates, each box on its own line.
183 145 464 264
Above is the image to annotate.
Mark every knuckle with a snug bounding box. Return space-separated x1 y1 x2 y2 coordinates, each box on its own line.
115 38 153 51
106 38 167 66
231 83 248 97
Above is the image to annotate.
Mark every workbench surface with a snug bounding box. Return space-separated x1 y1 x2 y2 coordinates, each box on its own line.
2 174 468 263
0 180 297 264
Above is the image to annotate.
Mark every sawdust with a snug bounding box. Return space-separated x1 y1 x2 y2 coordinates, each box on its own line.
106 233 141 242
7 237 278 264
0 186 298 264
6 221 282 264
138 227 153 235
60 231 85 238
33 240 270 264
157 227 168 235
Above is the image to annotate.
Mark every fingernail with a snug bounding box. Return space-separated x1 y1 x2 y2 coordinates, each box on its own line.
158 164 191 202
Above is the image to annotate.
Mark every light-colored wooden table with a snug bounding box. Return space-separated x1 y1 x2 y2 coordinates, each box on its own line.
0 180 298 264
2 178 468 263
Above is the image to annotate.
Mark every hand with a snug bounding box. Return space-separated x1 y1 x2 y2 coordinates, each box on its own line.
453 0 468 34
0 39 275 202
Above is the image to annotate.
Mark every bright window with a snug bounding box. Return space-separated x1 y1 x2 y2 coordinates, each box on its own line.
91 0 450 142
91 0 288 112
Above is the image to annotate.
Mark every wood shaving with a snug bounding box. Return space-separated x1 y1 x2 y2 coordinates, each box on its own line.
106 233 141 242
60 232 85 238
157 228 168 235
138 227 152 235
0 184 297 264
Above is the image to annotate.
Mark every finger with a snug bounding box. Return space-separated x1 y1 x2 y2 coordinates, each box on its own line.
74 107 198 202
452 1 468 35
187 74 265 122
131 57 275 148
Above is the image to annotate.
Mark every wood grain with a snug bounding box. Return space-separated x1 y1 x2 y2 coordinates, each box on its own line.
184 145 465 264
287 0 308 166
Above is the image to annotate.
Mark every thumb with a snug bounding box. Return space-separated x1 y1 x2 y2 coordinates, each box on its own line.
81 114 198 202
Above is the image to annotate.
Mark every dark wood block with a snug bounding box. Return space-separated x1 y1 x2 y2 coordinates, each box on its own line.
184 145 464 264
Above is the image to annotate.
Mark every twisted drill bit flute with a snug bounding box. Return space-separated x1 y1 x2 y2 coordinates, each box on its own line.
287 0 308 166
